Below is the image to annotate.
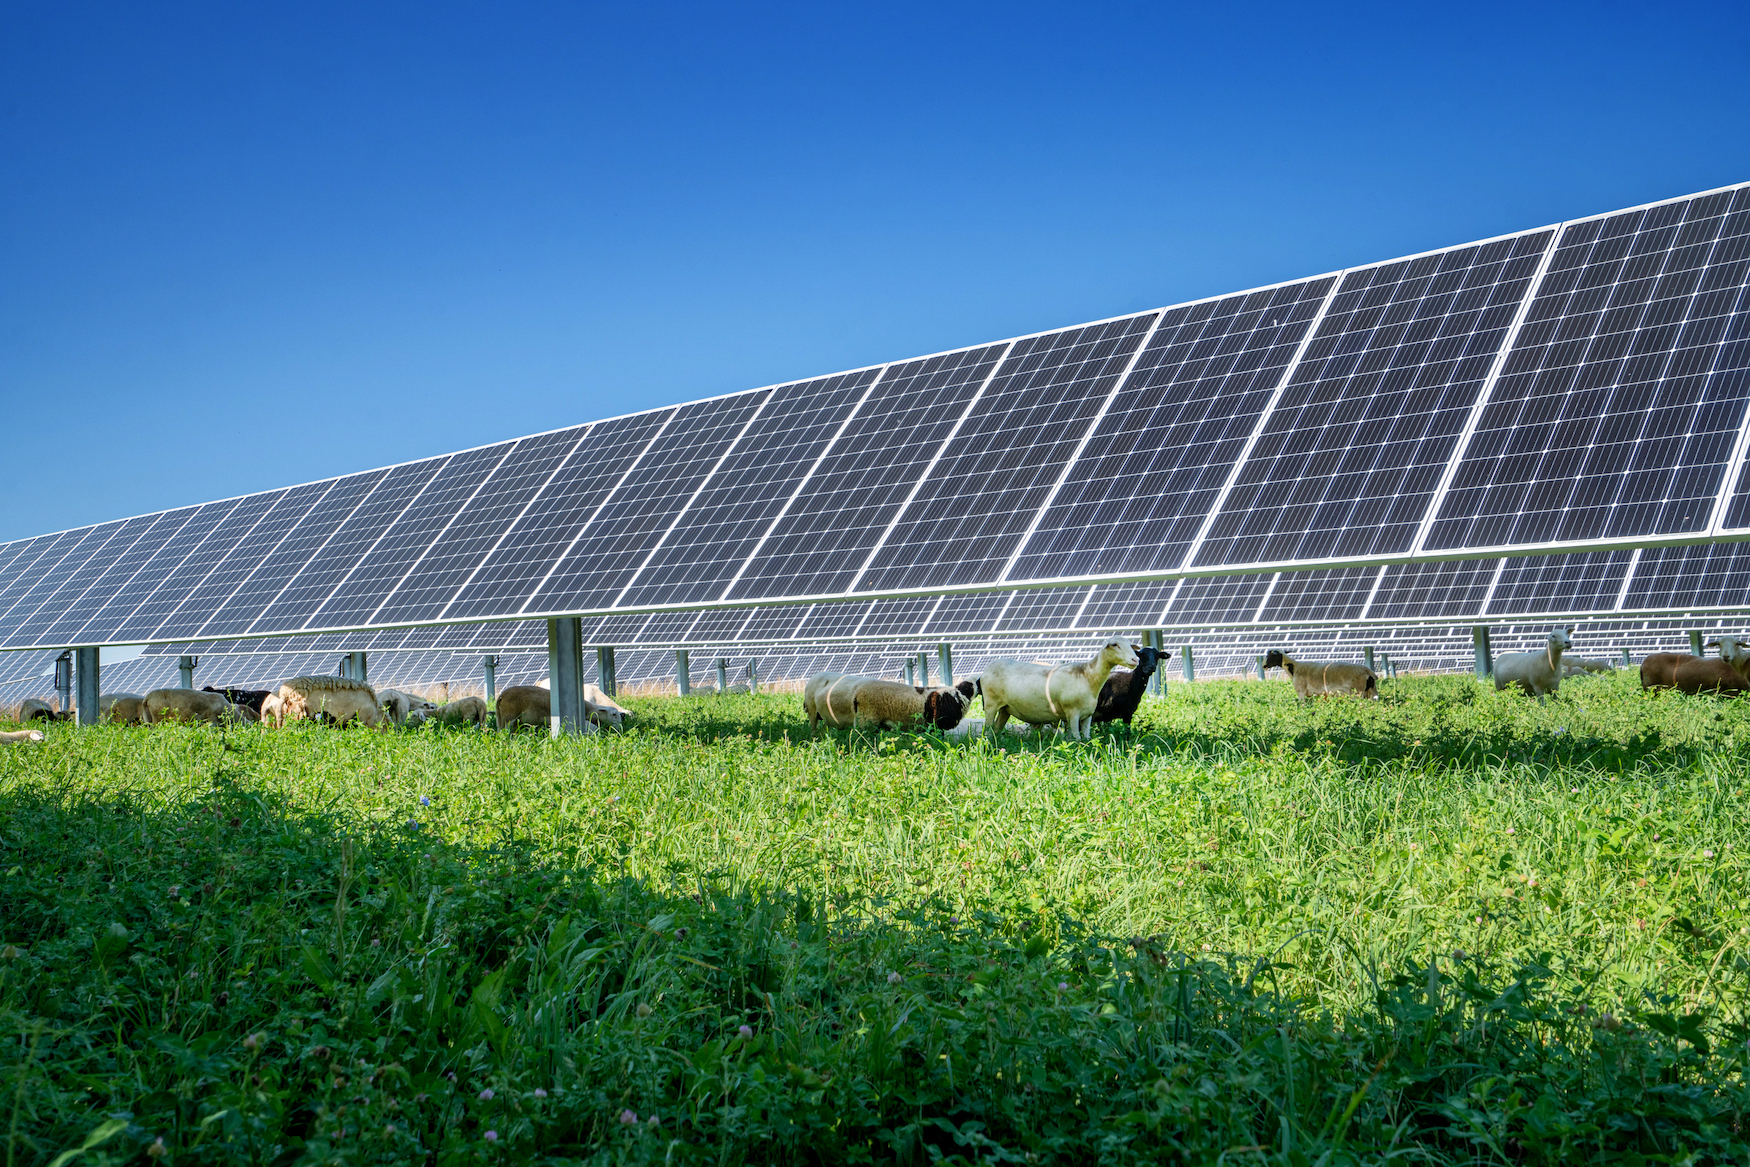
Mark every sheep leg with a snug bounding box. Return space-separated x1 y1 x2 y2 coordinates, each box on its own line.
985 706 1011 737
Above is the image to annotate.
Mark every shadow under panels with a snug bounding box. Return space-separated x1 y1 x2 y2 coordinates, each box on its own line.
1430 187 1750 550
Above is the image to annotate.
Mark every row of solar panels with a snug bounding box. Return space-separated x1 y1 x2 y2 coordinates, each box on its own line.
2 619 1723 715
111 541 1750 660
3 181 1749 652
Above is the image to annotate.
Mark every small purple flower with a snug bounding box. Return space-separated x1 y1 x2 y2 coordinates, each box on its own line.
948 916 960 925
478 1088 494 1100
886 971 902 985
1057 982 1068 991
484 1129 498 1142
533 1087 548 1098
419 796 431 806
738 1024 753 1040
1704 849 1716 858
619 1108 638 1125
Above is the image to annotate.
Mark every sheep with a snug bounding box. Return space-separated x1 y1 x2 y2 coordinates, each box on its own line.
584 684 630 729
1262 650 1378 699
265 676 386 728
202 686 273 714
804 672 865 729
1640 651 1697 690
411 696 488 728
1564 658 1615 675
99 693 148 724
979 639 1139 742
142 688 259 725
851 679 974 731
1672 655 1750 695
1491 627 1573 697
18 698 61 722
1 729 44 743
377 687 438 726
1093 645 1168 726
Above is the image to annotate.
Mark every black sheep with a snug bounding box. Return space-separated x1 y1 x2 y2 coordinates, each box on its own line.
1092 645 1166 726
202 685 273 714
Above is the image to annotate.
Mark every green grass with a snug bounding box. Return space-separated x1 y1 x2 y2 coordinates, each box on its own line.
2 673 1748 1163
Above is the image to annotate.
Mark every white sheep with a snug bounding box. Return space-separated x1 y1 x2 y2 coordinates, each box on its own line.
1262 650 1377 699
804 672 864 729
979 640 1139 742
851 679 974 731
1492 627 1573 697
1 729 44 744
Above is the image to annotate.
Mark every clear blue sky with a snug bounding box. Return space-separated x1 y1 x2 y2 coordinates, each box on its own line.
3 1 1746 545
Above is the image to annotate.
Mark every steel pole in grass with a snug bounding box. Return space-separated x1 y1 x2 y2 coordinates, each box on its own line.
1691 629 1705 657
483 656 498 726
1621 646 1632 667
715 658 728 693
1255 654 1266 680
547 618 585 736
596 646 617 696
75 647 99 726
1472 627 1492 680
1181 645 1194 683
938 643 953 687
904 659 915 686
748 661 758 694
1364 646 1375 672
54 651 72 716
178 655 196 689
675 649 690 695
1149 631 1166 695
916 651 931 687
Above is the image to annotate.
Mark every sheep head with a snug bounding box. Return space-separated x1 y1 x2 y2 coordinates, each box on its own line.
925 687 971 730
1549 627 1574 651
1099 639 1140 670
1262 649 1287 672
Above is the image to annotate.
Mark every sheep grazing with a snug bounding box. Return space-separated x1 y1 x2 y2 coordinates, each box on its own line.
18 698 63 722
584 683 631 729
1491 627 1573 697
1262 650 1378 699
1 729 44 744
804 672 865 729
1093 645 1167 726
377 687 438 727
142 688 259 726
851 679 974 731
1640 651 1697 691
99 693 148 724
202 686 273 714
264 676 386 728
412 696 488 728
1565 658 1615 675
980 639 1139 741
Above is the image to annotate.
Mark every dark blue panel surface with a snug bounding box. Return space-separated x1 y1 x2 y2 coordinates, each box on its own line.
0 523 134 646
1487 550 1633 614
37 507 202 646
1622 543 1750 610
7 515 164 647
1365 559 1498 620
995 587 1093 632
1258 567 1378 623
105 499 255 642
1165 574 1278 624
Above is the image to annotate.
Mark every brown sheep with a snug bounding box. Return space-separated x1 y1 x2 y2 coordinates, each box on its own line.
1640 651 1697 690
100 694 148 724
266 677 386 728
143 689 258 725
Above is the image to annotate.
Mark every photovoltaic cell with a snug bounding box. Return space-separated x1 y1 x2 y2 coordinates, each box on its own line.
594 614 652 643
38 507 201 647
1259 567 1378 623
727 346 1007 601
857 316 1159 593
441 412 672 620
305 444 511 629
794 602 871 641
1166 574 1277 624
923 592 1013 635
1621 544 1750 610
4 517 159 648
1430 188 1750 548
638 611 702 644
857 597 940 638
525 394 768 615
995 587 1091 632
688 607 757 642
1076 580 1180 629
1487 550 1632 614
738 607 807 642
370 431 588 624
245 458 447 633
1009 280 1334 582
619 371 880 608
1197 231 1554 568
1364 559 1499 620
87 500 245 643
0 527 116 635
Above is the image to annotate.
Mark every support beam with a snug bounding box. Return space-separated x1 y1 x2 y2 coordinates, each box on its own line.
1363 646 1375 673
1621 646 1632 668
1149 631 1166 694
1379 653 1391 682
483 656 498 725
937 643 954 687
75 647 100 727
596 646 617 696
715 658 729 693
675 649 690 696
1181 645 1195 684
547 617 587 736
178 655 197 689
1691 629 1705 657
916 651 930 687
1255 654 1266 680
54 652 72 716
344 652 368 684
903 659 915 686
748 660 759 694
1472 626 1493 680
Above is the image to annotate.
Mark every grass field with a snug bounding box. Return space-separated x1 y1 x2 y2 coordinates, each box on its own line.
3 672 1748 1163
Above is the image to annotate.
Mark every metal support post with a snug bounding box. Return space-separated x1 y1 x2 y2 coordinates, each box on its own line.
1472 626 1493 680
1620 646 1631 668
675 649 690 696
547 618 586 736
1149 630 1166 694
715 658 729 693
937 643 954 687
1255 654 1266 680
1364 646 1376 673
483 656 498 724
1379 654 1391 682
54 651 72 715
748 660 759 694
596 646 617 696
1691 629 1705 657
75 646 100 726
916 651 930 687
1181 645 1195 683
344 652 367 684
178 655 197 689
904 659 915 686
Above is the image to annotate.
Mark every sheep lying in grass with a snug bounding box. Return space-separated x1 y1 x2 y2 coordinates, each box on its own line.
407 696 489 728
1671 636 1750 695
378 688 438 726
1262 650 1377 699
264 677 385 728
143 688 259 725
980 640 1139 741
852 679 974 731
0 729 44 743
18 699 61 722
1640 651 1698 690
1492 628 1573 698
1093 645 1167 726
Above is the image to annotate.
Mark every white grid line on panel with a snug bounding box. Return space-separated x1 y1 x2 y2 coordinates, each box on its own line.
1703 270 1750 534
435 430 602 621
1177 274 1347 571
362 447 517 626
1153 579 1187 627
66 506 206 644
1409 223 1566 555
33 517 180 643
517 409 681 613
1355 565 1390 621
0 528 108 629
716 370 889 601
1614 548 1643 611
242 467 412 636
844 343 1016 594
986 590 1022 634
610 390 777 608
1252 574 1281 622
995 312 1168 583
296 454 459 630
1477 558 1511 616
93 499 251 644
1073 586 1098 626
7 519 155 645
189 481 359 638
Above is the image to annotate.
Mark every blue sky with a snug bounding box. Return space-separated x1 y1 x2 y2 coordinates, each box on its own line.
3 0 1746 545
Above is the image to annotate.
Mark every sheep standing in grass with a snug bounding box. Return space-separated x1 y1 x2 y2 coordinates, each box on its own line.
1093 646 1167 726
1669 636 1750 695
804 672 864 729
266 677 385 728
412 696 489 727
1491 627 1573 697
1262 650 1377 699
852 679 974 731
143 689 259 725
377 688 438 726
100 694 147 724
980 640 1139 741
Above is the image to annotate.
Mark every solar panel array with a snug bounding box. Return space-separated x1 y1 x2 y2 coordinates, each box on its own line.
3 182 1750 655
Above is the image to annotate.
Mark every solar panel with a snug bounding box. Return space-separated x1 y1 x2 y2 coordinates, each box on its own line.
1621 543 1750 610
1487 550 1634 614
1259 567 1378 623
140 486 322 641
995 587 1094 632
1166 574 1278 624
1365 558 1500 620
3 516 159 649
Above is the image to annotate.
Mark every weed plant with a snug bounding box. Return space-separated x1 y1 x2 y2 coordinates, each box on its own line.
2 672 1747 1163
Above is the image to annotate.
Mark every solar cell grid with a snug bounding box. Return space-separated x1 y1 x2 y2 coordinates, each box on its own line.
304 445 509 629
923 592 1012 635
1075 580 1179 629
0 526 117 637
1364 558 1500 620
726 345 1008 601
4 516 161 648
1430 189 1750 549
738 607 807 641
1486 550 1632 614
1196 230 1555 569
857 597 940 638
688 606 757 641
528 394 768 615
1259 567 1377 623
1621 543 1750 610
440 412 671 620
793 601 870 640
1008 280 1335 582
370 430 588 625
1166 573 1277 624
996 586 1091 632
39 507 203 647
855 315 1159 593
619 371 881 608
